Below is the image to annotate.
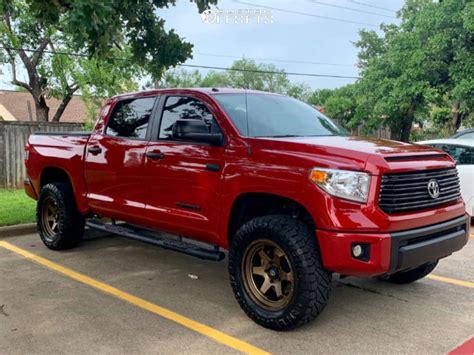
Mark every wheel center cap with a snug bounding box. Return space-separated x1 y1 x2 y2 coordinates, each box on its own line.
267 266 280 280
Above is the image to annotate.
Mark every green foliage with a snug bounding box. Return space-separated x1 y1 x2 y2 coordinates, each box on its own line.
226 59 290 92
76 48 140 125
156 58 312 100
0 189 35 226
308 89 334 107
324 85 359 128
431 106 452 127
159 68 203 88
0 0 213 122
24 0 216 78
326 0 474 142
200 71 231 87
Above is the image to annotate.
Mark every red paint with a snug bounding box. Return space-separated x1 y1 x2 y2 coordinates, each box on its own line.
24 88 467 277
448 337 474 355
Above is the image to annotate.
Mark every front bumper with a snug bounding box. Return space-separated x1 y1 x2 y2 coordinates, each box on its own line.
317 215 469 277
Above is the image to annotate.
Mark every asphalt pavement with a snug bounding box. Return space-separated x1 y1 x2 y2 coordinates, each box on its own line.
1 228 473 354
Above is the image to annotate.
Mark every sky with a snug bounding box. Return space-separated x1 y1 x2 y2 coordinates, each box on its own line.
0 0 405 91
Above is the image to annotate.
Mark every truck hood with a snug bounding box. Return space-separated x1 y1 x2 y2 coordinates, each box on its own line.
255 136 454 175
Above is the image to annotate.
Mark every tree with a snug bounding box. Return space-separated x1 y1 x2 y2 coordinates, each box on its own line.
402 0 474 130
308 88 334 107
349 0 474 140
226 59 290 93
0 0 215 121
324 84 359 127
154 58 312 100
157 68 203 88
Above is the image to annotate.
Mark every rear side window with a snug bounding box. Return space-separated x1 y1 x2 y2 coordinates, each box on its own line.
106 97 156 139
159 96 221 140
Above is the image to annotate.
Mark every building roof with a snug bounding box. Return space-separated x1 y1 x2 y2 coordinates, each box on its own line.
0 90 87 123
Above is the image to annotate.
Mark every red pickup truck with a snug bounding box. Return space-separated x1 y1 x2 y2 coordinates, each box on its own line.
24 88 469 330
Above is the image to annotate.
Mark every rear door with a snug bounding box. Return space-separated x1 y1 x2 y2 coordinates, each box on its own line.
142 95 225 243
84 95 158 224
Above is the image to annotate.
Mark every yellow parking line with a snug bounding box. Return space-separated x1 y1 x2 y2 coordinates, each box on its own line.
427 274 474 289
0 241 269 355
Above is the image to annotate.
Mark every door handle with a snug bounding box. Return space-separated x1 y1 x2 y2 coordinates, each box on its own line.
146 150 164 160
205 164 221 172
88 146 102 155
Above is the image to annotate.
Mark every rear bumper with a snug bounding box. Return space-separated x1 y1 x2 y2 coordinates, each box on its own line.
24 179 37 200
317 214 470 277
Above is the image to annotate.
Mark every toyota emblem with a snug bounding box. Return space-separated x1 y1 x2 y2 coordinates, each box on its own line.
427 179 440 199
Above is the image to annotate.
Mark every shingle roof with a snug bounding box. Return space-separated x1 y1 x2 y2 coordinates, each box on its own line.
0 90 87 123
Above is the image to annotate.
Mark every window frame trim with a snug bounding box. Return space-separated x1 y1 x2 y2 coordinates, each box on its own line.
104 95 160 141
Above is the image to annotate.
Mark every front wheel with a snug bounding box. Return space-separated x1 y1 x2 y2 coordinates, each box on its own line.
37 183 85 250
380 261 438 284
228 215 331 331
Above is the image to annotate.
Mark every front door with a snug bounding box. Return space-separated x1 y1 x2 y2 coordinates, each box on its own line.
84 95 157 224
142 95 225 243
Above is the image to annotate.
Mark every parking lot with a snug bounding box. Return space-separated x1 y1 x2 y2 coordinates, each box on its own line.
1 227 473 354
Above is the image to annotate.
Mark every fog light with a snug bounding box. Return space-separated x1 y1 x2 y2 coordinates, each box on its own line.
352 244 363 257
351 243 370 261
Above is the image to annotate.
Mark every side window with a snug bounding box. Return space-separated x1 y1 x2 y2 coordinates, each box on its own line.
439 144 474 165
459 132 474 140
106 97 156 139
159 96 221 140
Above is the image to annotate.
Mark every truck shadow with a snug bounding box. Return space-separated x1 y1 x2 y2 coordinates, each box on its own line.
74 229 468 351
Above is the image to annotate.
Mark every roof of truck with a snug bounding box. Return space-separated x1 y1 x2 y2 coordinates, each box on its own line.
110 88 281 100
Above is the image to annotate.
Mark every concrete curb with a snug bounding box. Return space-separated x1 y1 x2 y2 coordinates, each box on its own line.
0 223 37 238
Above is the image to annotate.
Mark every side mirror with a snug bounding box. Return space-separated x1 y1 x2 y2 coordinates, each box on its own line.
172 119 224 146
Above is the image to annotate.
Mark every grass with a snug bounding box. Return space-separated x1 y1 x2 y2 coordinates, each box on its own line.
0 189 36 227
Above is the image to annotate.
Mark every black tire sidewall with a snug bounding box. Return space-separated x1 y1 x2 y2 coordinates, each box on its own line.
37 183 84 250
229 215 330 330
384 261 438 284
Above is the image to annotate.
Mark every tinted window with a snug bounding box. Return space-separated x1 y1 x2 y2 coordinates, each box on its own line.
213 93 346 137
437 144 474 165
106 97 155 139
458 132 474 140
159 96 221 140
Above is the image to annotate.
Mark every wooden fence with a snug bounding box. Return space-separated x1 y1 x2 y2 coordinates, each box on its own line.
0 121 83 188
0 120 391 189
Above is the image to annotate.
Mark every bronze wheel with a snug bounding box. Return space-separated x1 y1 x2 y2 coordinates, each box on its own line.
229 215 331 330
41 196 60 241
242 239 295 312
37 183 84 250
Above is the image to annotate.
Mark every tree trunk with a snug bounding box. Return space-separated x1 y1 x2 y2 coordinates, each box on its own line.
400 121 412 142
451 102 464 131
34 95 49 122
391 108 415 142
51 86 77 122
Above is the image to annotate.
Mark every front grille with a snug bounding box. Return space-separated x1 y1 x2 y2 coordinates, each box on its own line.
379 168 461 213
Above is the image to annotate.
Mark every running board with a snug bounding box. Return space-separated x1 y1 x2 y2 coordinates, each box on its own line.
86 220 225 262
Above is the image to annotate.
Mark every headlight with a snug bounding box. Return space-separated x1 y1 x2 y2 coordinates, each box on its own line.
309 168 371 203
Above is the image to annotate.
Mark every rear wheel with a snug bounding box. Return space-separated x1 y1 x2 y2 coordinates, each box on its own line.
229 215 331 331
37 183 85 250
381 261 438 284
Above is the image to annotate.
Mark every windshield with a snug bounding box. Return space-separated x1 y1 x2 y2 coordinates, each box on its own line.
213 93 347 138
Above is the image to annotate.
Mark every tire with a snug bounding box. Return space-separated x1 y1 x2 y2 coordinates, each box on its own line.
228 215 331 331
381 261 438 284
36 182 85 250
